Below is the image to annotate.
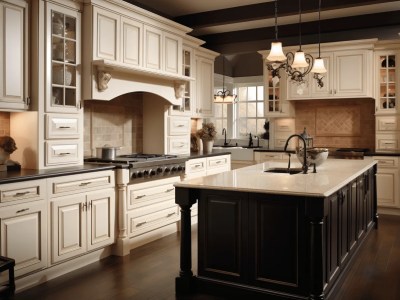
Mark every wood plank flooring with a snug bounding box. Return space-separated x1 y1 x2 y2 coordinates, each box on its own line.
5 214 400 300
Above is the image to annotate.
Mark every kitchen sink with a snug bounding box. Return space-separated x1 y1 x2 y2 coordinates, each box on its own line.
264 167 303 175
213 145 240 148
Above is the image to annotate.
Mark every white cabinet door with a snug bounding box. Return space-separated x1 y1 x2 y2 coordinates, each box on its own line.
51 194 86 263
87 189 115 251
335 50 369 97
144 25 162 71
0 1 28 110
93 7 119 61
121 16 142 67
0 201 47 278
195 57 214 117
376 170 399 208
311 53 333 98
163 32 182 75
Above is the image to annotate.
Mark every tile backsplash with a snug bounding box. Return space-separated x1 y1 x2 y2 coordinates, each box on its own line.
0 112 10 136
294 99 375 149
84 93 143 157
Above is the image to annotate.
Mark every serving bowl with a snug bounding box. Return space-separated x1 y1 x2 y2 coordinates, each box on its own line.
296 147 329 167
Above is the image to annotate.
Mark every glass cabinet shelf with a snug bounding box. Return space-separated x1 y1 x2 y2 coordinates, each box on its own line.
378 54 397 111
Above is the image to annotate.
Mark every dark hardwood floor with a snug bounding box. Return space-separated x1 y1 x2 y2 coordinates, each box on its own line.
4 214 400 300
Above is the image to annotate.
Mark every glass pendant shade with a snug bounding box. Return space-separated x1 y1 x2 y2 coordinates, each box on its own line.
311 58 327 74
267 42 287 62
214 92 236 103
291 50 309 69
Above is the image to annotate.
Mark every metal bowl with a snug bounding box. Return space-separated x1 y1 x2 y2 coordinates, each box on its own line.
296 147 329 167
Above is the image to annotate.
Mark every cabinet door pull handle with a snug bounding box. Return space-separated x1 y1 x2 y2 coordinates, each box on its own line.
59 152 71 156
135 195 146 199
215 160 222 164
79 182 91 186
193 164 202 168
16 208 29 214
14 191 30 197
167 212 176 218
177 124 185 127
59 126 72 129
165 188 175 193
136 221 147 227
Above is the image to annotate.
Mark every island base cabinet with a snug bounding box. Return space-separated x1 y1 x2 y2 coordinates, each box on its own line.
0 201 47 281
193 167 377 300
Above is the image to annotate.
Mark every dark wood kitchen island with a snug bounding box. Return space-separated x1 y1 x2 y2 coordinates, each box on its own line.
175 158 378 299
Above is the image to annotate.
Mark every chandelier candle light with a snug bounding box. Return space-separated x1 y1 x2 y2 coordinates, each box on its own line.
266 0 327 89
214 56 237 103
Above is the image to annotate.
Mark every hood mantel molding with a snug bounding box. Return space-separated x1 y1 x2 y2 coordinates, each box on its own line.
89 60 194 104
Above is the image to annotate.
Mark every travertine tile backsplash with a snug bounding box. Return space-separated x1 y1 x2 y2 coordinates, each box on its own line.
84 93 143 157
0 112 10 136
294 99 375 149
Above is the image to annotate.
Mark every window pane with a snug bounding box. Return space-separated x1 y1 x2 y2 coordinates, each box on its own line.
223 119 228 129
215 120 223 133
222 104 228 117
214 103 222 117
239 87 247 100
247 119 257 135
247 103 256 117
238 118 247 136
238 103 247 118
257 120 265 136
248 86 257 101
257 102 264 117
257 86 264 101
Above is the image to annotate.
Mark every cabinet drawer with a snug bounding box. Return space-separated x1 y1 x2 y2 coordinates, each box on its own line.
128 182 175 210
207 155 230 170
254 152 285 162
168 116 190 135
373 156 399 169
48 170 115 196
167 136 190 154
0 179 46 205
275 119 295 132
128 205 179 237
376 116 399 131
46 114 80 139
376 136 399 151
46 141 80 165
186 157 206 174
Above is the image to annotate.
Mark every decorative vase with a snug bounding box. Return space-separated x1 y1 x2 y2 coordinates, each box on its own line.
202 139 214 153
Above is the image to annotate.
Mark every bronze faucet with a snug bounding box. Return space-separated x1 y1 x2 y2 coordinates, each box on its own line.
284 134 308 174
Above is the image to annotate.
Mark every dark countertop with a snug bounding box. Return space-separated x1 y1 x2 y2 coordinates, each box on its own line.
0 164 117 184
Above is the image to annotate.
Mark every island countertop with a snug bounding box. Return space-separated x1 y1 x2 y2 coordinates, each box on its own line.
175 157 377 197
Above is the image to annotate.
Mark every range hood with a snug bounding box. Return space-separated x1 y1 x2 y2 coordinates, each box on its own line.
83 59 193 105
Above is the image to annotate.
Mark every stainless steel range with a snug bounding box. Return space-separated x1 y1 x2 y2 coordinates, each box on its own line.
85 153 187 182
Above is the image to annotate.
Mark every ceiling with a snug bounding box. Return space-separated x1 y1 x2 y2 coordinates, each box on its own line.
124 0 400 55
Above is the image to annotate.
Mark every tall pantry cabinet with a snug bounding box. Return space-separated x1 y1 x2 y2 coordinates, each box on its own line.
11 0 83 170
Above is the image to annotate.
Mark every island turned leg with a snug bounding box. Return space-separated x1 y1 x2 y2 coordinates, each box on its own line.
310 217 325 300
175 187 197 294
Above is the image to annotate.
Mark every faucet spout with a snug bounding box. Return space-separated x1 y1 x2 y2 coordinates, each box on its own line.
284 134 308 174
222 128 228 146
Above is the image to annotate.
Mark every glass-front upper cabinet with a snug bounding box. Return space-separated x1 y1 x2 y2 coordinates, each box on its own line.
170 47 193 115
376 52 398 113
47 3 81 113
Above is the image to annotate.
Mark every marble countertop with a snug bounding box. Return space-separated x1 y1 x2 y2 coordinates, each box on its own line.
175 157 377 197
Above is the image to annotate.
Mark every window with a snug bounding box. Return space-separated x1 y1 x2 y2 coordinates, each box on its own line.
213 91 228 137
236 84 264 138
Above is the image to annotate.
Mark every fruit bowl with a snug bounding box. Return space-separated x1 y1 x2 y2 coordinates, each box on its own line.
296 147 329 167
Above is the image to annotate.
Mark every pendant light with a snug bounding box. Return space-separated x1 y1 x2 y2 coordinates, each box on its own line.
267 0 286 62
214 56 237 104
285 0 314 84
311 0 327 87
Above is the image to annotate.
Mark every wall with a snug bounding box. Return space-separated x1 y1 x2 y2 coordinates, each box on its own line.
83 93 143 157
0 112 10 136
294 99 375 149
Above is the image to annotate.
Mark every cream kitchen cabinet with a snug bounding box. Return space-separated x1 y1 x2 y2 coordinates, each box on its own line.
258 50 294 118
254 151 286 163
287 50 373 99
0 179 47 279
0 0 29 111
375 115 400 151
373 156 400 209
166 116 190 155
193 48 218 118
185 154 231 179
48 170 115 264
126 176 180 239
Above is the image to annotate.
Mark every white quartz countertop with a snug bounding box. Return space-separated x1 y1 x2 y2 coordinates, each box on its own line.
175 157 377 197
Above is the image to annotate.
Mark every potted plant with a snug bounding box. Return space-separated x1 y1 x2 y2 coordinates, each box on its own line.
196 122 217 153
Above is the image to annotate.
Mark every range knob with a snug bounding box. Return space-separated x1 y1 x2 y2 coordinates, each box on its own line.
143 170 150 176
131 171 139 179
171 166 177 172
164 167 171 173
137 171 144 178
156 167 163 174
177 165 183 171
149 169 156 176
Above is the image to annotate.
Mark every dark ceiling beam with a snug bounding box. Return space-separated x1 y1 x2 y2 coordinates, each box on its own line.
197 10 400 47
174 0 398 29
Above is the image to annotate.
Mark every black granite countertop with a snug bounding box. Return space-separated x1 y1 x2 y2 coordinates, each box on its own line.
188 150 232 159
0 164 117 184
